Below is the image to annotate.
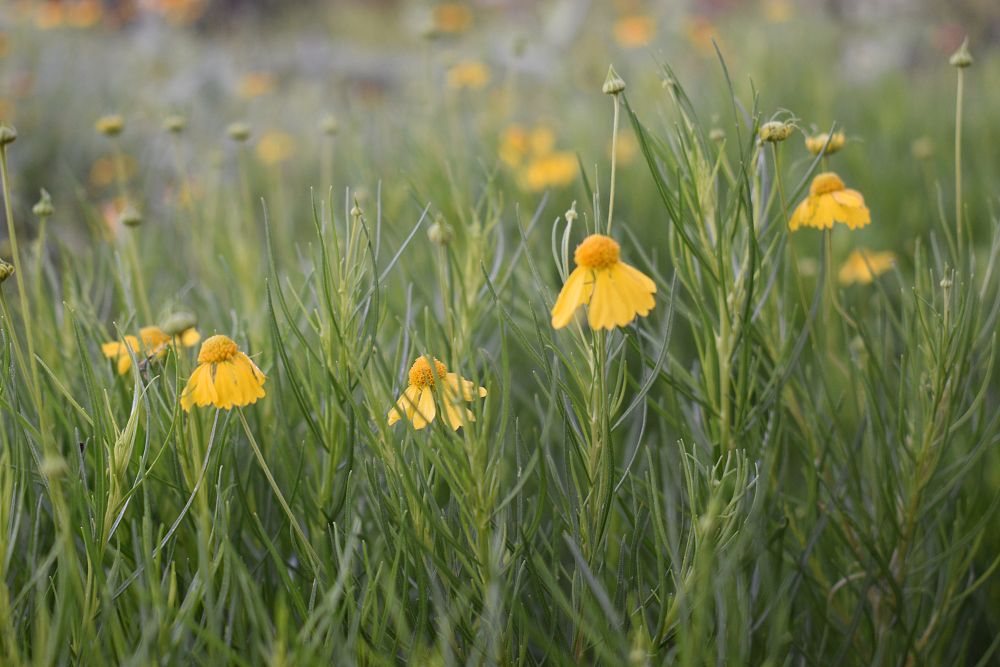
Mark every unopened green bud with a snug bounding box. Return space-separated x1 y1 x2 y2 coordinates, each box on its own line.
949 38 973 68
119 203 142 228
350 203 363 219
565 201 578 224
95 114 125 137
32 189 54 218
0 123 17 146
226 122 251 142
427 220 453 245
602 65 626 95
759 120 793 143
319 114 339 136
0 260 13 283
163 114 186 134
161 311 197 336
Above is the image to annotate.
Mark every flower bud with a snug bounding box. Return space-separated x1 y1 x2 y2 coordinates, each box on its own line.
350 203 363 219
163 114 186 134
0 123 17 146
32 188 54 218
0 260 13 283
805 131 846 156
564 201 578 224
119 202 142 228
602 65 626 95
949 37 973 68
319 113 339 136
95 114 125 137
759 120 793 143
427 219 453 246
226 121 251 142
161 311 198 336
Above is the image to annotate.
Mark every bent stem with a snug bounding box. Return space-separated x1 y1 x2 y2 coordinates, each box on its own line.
606 94 621 235
238 409 321 574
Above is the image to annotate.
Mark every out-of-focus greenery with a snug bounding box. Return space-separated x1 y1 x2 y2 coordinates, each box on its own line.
0 0 999 664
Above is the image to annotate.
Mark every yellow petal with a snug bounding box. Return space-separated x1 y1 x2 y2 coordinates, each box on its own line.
442 396 468 430
179 328 201 347
588 269 628 330
411 387 436 430
446 373 487 400
389 385 420 425
551 266 593 329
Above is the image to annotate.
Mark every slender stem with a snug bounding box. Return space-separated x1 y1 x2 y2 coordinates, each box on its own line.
955 67 965 243
606 95 621 235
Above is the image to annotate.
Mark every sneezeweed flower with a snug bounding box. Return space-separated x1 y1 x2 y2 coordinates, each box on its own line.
522 152 577 192
613 14 656 48
255 131 296 165
66 0 103 28
551 234 656 330
0 260 14 284
226 122 252 142
805 131 846 156
838 249 896 285
446 61 490 91
789 172 871 231
237 72 276 99
387 356 487 430
95 114 125 137
102 326 172 376
181 335 265 411
759 121 793 143
432 3 473 34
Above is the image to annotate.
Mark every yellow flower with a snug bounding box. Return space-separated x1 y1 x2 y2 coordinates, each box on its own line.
805 131 846 156
237 72 276 99
499 125 528 168
789 172 871 231
181 335 266 411
551 234 656 330
255 131 296 165
613 14 656 48
102 326 171 375
95 114 125 137
174 327 201 347
838 249 895 285
446 61 490 90
432 3 473 34
522 152 577 191
388 356 487 430
67 0 103 28
90 154 137 188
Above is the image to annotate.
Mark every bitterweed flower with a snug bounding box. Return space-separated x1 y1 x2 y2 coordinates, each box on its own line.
102 326 171 375
551 234 656 330
446 60 490 90
181 335 266 411
805 131 846 156
388 356 487 431
789 172 871 231
838 248 895 285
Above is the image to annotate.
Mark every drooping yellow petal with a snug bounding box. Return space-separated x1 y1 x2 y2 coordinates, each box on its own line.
588 269 628 330
388 385 421 425
612 262 656 318
441 394 469 430
446 373 487 400
551 266 594 329
411 387 436 430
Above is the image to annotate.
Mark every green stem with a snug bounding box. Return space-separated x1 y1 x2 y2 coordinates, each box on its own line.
606 94 621 235
955 67 965 243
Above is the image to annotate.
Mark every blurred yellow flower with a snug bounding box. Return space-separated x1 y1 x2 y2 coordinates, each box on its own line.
152 0 207 25
95 114 125 137
34 3 65 30
181 335 266 411
446 61 490 90
762 0 793 23
67 0 103 28
499 125 529 168
528 126 555 156
432 3 473 34
255 131 296 165
613 14 656 48
686 16 720 56
522 152 577 191
552 234 656 330
102 326 171 376
237 72 276 99
838 249 895 285
612 131 639 164
805 131 846 156
388 356 487 430
90 154 137 188
790 172 871 231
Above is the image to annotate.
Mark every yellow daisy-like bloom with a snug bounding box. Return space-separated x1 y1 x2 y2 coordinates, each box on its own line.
432 3 473 34
522 152 577 192
174 327 201 348
613 14 656 48
838 248 895 285
102 326 171 375
789 172 871 231
446 61 490 90
388 357 487 431
255 131 296 165
551 234 656 330
805 131 846 156
181 335 266 411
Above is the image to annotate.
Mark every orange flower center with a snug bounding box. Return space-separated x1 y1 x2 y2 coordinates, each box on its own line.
810 172 845 196
574 234 620 270
198 335 239 364
409 356 448 388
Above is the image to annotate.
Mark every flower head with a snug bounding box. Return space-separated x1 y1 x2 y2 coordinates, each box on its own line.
255 131 296 165
432 3 472 34
388 356 487 430
551 234 656 330
838 248 895 285
102 326 171 375
613 15 656 48
181 335 265 411
805 131 846 156
446 61 490 90
789 172 870 231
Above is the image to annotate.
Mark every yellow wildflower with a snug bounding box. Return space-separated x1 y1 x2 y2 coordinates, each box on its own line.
388 356 487 430
34 3 65 30
613 14 656 48
522 152 577 191
255 131 296 165
499 125 529 168
551 234 656 330
67 0 103 28
102 326 172 376
181 335 266 411
838 249 895 285
789 172 871 231
90 154 137 188
237 72 276 99
446 61 490 90
805 131 846 156
95 114 125 137
432 3 473 34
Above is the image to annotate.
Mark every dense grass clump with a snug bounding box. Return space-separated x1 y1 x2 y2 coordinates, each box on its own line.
0 3 999 665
